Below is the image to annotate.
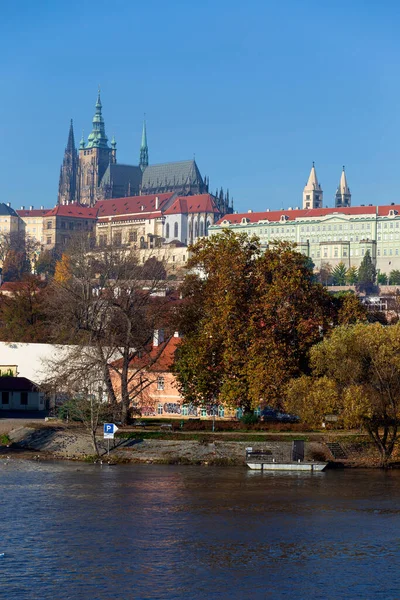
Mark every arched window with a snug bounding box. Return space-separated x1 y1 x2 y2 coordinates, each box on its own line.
174 222 179 238
166 223 170 238
206 220 211 235
140 236 145 249
200 221 204 237
188 222 192 241
195 222 198 238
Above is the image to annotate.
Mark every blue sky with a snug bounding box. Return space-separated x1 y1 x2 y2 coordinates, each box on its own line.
1 0 400 212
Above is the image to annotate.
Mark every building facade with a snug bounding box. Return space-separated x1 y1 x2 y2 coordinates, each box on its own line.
211 203 400 275
42 205 98 250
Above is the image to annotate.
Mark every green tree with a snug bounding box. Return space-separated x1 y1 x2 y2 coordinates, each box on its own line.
377 272 388 285
310 322 400 467
331 262 347 285
345 266 358 285
356 250 377 294
389 270 400 285
35 249 60 277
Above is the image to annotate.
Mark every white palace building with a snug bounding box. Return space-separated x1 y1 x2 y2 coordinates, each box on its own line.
210 164 400 275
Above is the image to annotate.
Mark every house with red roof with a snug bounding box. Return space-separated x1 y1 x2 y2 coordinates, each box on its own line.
110 331 234 419
163 193 221 246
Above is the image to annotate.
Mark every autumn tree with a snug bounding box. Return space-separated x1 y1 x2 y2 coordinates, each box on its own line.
332 291 368 326
0 276 50 342
45 235 174 424
174 233 339 412
309 323 400 467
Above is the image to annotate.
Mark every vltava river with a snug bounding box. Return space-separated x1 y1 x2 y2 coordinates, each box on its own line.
1 461 400 599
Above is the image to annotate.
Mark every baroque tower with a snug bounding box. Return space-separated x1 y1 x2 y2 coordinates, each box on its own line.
58 120 78 205
335 166 351 208
302 162 323 209
139 119 149 171
77 90 114 206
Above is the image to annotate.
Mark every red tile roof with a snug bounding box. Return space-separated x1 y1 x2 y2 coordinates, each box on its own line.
17 209 50 217
216 205 383 225
164 194 219 215
44 205 98 219
112 336 181 372
95 193 174 219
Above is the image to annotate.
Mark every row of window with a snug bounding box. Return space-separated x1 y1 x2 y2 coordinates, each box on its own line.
1 391 28 405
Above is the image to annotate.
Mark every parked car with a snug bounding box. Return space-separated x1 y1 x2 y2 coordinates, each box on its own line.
260 407 300 424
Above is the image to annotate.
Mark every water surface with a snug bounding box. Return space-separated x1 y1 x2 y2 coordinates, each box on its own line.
1 461 400 599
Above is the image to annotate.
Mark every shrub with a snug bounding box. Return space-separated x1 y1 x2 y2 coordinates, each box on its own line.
240 412 259 425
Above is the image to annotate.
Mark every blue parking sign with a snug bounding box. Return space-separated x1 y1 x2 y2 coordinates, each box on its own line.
104 423 118 439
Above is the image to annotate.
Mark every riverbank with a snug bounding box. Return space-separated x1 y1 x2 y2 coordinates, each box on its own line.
0 421 394 467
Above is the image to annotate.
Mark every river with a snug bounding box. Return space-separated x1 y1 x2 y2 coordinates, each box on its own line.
1 461 400 599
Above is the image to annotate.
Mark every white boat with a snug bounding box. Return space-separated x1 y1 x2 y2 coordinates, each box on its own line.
246 461 327 472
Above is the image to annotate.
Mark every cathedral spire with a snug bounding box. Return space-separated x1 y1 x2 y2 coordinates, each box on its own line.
139 118 149 171
58 119 78 205
335 166 351 208
67 119 75 152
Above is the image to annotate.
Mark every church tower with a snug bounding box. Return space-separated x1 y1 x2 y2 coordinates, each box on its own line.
335 166 351 208
58 120 78 205
139 119 149 171
78 90 113 206
302 162 323 209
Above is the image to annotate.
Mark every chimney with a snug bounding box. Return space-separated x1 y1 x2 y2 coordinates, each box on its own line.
248 209 253 213
174 331 180 338
155 196 159 210
20 206 25 210
153 329 165 347
6 202 11 207
29 205 33 210
40 205 44 210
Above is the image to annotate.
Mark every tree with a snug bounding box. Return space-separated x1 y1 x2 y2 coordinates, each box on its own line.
389 270 400 285
316 262 332 286
309 322 400 467
345 266 358 285
35 249 60 277
174 233 337 412
331 262 347 286
377 272 388 285
2 249 31 282
356 250 377 294
285 375 340 427
332 291 368 326
45 235 174 424
0 276 50 342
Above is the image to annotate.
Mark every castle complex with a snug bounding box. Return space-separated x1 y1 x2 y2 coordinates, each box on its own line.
57 91 231 216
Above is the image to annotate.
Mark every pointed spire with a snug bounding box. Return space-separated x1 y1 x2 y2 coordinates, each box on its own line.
111 134 117 149
67 119 75 152
86 88 109 149
339 165 350 194
306 162 320 190
79 130 85 150
335 165 351 208
139 117 149 171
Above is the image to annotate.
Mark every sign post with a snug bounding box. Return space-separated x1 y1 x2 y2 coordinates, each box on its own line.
103 423 119 456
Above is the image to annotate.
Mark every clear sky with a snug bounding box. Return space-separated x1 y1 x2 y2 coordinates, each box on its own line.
1 0 400 213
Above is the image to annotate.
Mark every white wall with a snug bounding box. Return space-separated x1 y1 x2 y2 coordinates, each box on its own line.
0 343 73 384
